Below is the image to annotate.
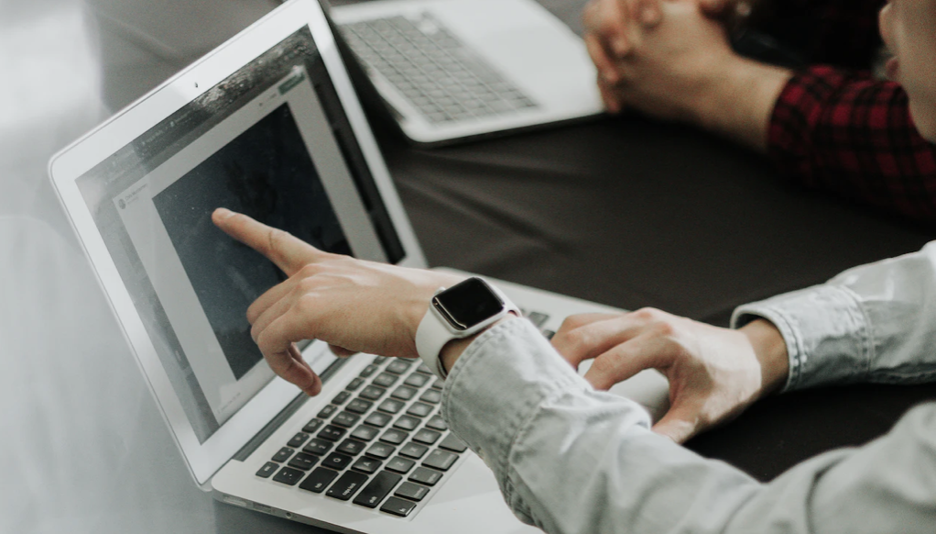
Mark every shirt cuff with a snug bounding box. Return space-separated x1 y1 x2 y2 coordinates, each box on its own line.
440 318 592 484
731 284 872 392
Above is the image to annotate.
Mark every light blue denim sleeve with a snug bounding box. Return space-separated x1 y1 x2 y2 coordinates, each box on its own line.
442 318 936 534
732 241 936 391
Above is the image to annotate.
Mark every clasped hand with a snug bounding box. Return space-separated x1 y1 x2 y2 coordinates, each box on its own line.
582 0 744 119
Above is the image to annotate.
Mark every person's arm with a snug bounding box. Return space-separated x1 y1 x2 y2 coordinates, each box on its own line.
767 67 936 225
550 240 936 443
733 240 936 391
442 318 936 534
582 0 793 151
212 209 936 533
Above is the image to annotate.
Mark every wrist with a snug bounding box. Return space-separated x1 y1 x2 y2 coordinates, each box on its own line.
692 55 792 151
739 319 789 398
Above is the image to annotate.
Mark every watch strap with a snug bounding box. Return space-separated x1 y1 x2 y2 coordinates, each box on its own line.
415 306 456 379
415 281 519 380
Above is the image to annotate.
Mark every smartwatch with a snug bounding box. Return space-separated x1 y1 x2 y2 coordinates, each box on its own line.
415 277 519 379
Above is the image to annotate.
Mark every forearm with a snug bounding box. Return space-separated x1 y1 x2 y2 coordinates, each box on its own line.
734 241 936 391
443 319 936 534
693 56 792 152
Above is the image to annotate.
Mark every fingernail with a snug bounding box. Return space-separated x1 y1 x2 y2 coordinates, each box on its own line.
641 5 661 25
612 37 630 57
601 68 620 85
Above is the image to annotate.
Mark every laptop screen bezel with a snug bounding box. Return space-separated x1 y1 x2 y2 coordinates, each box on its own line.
49 0 427 488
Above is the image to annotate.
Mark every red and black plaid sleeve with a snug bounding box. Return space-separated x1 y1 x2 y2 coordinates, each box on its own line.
768 66 936 225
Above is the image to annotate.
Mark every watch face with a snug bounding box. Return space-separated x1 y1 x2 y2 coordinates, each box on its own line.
433 278 505 330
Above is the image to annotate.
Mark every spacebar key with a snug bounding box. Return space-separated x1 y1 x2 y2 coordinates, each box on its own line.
353 471 402 508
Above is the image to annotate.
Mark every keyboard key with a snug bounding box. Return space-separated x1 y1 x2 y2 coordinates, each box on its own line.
380 428 408 445
404 373 431 388
414 363 433 376
380 496 418 517
336 439 367 456
425 415 448 432
390 386 418 401
272 466 305 486
303 438 334 456
359 385 387 401
350 425 380 442
256 462 278 478
317 404 338 419
438 433 468 453
331 391 351 405
399 442 429 460
333 411 361 428
393 415 420 431
299 467 338 493
419 389 442 404
422 449 458 471
272 447 293 463
365 412 393 428
287 432 309 448
288 452 320 471
408 466 443 486
365 442 396 460
377 399 405 414
326 471 369 501
359 364 378 378
353 471 402 508
386 360 413 374
431 379 444 390
542 329 556 340
406 402 434 418
322 452 354 470
351 457 383 475
302 418 325 434
372 355 389 366
386 456 416 474
346 398 373 414
373 372 399 388
346 377 365 391
394 481 429 501
318 425 347 442
413 429 441 445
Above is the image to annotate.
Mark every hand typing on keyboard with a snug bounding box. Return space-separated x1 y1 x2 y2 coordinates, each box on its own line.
550 308 788 443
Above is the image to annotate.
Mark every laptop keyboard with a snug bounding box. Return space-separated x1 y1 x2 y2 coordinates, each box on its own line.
256 310 554 518
339 13 539 124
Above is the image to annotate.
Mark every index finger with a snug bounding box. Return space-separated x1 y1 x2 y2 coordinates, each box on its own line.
212 208 325 276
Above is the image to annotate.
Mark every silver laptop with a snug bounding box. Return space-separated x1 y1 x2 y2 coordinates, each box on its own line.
49 1 665 532
328 0 604 145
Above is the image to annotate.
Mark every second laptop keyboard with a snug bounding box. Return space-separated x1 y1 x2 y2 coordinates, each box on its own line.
339 13 539 124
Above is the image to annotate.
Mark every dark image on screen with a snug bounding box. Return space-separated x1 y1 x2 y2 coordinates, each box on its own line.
153 103 351 380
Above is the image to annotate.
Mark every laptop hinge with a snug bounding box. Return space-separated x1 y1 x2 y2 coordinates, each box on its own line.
232 357 349 461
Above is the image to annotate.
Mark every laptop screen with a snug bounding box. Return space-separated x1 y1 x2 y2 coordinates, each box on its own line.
75 28 404 444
